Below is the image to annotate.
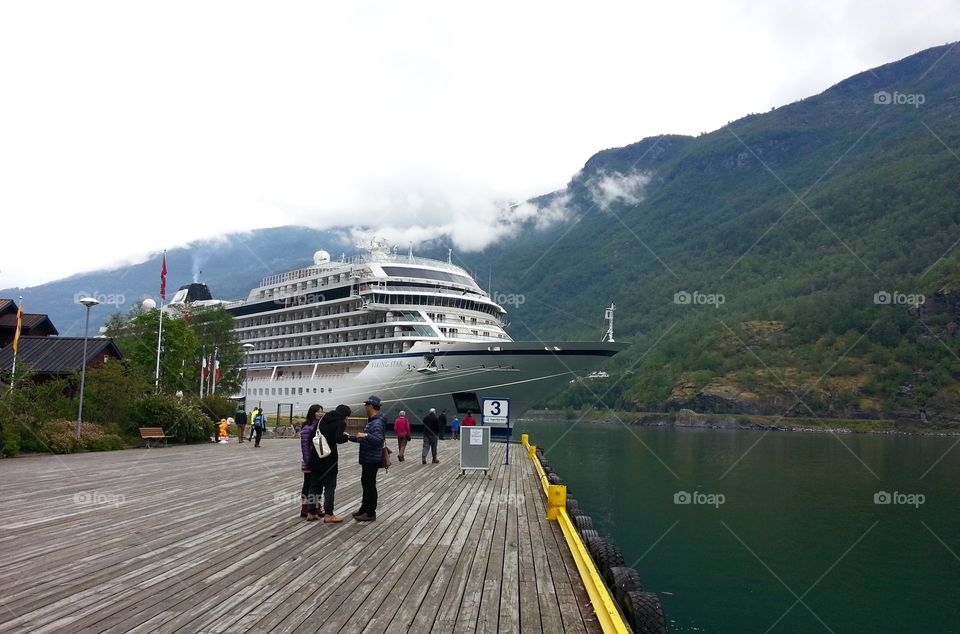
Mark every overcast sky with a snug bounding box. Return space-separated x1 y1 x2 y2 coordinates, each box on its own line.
1 1 957 289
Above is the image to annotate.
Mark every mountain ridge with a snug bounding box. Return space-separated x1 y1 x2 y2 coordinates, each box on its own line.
6 41 960 425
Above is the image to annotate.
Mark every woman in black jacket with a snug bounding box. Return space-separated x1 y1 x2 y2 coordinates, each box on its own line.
305 404 352 523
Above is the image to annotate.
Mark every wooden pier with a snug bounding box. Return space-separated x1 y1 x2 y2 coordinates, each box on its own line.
0 439 602 633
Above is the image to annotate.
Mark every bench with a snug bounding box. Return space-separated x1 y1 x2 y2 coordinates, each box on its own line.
139 427 173 448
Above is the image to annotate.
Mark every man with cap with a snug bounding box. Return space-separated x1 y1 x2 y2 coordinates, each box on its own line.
347 395 387 521
421 407 441 465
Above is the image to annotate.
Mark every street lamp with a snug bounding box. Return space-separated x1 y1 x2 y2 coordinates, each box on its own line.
243 343 255 408
76 297 100 440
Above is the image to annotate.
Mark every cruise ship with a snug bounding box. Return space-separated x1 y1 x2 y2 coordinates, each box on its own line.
227 240 626 421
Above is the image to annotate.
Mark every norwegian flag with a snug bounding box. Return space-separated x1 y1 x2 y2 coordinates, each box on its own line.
160 252 167 302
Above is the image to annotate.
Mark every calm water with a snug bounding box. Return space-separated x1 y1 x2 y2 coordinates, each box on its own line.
513 420 960 633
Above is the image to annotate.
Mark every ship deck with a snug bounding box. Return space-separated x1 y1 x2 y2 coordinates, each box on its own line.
0 438 602 633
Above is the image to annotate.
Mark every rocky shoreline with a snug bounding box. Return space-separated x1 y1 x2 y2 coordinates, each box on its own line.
519 409 960 436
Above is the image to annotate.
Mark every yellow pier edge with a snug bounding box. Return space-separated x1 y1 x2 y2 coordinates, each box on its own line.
521 434 630 634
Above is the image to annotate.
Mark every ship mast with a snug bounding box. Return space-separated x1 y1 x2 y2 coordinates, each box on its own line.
602 303 616 343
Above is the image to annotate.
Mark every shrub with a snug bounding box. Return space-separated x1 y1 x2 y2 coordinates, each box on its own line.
84 434 126 451
199 395 239 422
129 395 211 444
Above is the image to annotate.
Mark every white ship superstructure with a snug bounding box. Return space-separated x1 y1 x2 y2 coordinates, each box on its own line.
228 240 624 419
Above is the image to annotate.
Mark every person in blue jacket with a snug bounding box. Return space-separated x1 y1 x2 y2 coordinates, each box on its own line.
348 395 386 522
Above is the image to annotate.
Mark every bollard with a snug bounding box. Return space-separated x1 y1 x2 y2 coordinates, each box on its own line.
521 433 529 447
528 443 537 459
547 484 567 520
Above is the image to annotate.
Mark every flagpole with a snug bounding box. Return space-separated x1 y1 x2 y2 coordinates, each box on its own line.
212 347 218 395
199 346 205 398
154 301 164 391
9 295 22 392
155 251 167 392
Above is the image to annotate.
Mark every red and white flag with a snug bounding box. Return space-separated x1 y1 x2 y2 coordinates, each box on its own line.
214 350 221 382
201 355 208 380
160 252 167 302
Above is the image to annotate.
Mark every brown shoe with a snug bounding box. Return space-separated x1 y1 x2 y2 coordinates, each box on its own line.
306 513 321 521
351 509 364 517
323 514 343 524
354 513 376 522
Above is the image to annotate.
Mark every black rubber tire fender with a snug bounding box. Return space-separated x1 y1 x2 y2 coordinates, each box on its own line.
622 590 668 634
566 497 580 514
573 513 593 532
579 528 600 544
609 566 644 601
593 542 626 584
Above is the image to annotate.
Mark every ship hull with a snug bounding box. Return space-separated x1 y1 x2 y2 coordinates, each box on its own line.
243 340 627 423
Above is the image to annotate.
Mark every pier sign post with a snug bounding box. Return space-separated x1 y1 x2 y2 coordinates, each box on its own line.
460 426 491 477
482 397 511 464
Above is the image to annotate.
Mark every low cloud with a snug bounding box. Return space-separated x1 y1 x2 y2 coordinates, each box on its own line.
283 168 576 254
586 169 652 211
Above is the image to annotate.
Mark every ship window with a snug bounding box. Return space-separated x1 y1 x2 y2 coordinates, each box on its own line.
381 266 478 288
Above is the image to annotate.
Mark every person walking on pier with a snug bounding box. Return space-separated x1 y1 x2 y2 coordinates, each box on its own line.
394 410 411 461
252 409 266 447
234 407 247 443
348 395 386 522
299 405 323 518
438 410 448 440
451 415 460 440
305 404 351 523
248 407 261 442
421 408 440 464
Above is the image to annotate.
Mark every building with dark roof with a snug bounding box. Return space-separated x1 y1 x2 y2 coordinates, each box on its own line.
0 299 58 348
0 299 122 381
0 336 122 379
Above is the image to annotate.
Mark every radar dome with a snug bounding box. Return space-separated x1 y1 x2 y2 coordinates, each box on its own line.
142 298 157 310
313 250 331 265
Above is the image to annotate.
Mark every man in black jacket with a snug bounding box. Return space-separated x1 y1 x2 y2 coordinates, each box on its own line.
234 408 248 443
348 395 386 522
438 410 448 440
421 408 440 464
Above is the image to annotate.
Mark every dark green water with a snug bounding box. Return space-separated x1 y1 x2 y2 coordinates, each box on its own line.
513 420 960 633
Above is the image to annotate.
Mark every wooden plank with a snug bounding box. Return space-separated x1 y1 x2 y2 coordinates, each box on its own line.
515 456 542 633
0 439 603 634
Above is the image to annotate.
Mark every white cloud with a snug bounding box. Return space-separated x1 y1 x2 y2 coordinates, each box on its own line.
0 0 957 288
587 170 652 211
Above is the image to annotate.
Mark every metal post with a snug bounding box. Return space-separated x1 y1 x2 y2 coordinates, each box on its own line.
505 420 511 465
154 301 164 391
76 305 92 440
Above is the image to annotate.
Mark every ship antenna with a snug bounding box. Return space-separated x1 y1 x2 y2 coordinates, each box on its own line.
408 242 413 262
603 303 616 342
448 248 452 264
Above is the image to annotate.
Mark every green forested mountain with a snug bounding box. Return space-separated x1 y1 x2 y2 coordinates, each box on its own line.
466 41 960 426
6 42 959 426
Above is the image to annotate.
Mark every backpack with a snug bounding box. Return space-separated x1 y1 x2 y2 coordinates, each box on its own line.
380 446 393 470
312 420 332 458
253 414 265 430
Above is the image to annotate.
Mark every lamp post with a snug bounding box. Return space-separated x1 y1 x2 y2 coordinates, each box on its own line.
243 343 255 409
76 297 100 440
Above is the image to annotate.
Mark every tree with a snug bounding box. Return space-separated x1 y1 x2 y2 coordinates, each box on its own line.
105 306 200 394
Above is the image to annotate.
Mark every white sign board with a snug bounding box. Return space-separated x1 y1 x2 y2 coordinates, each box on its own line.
469 428 483 445
481 398 510 427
